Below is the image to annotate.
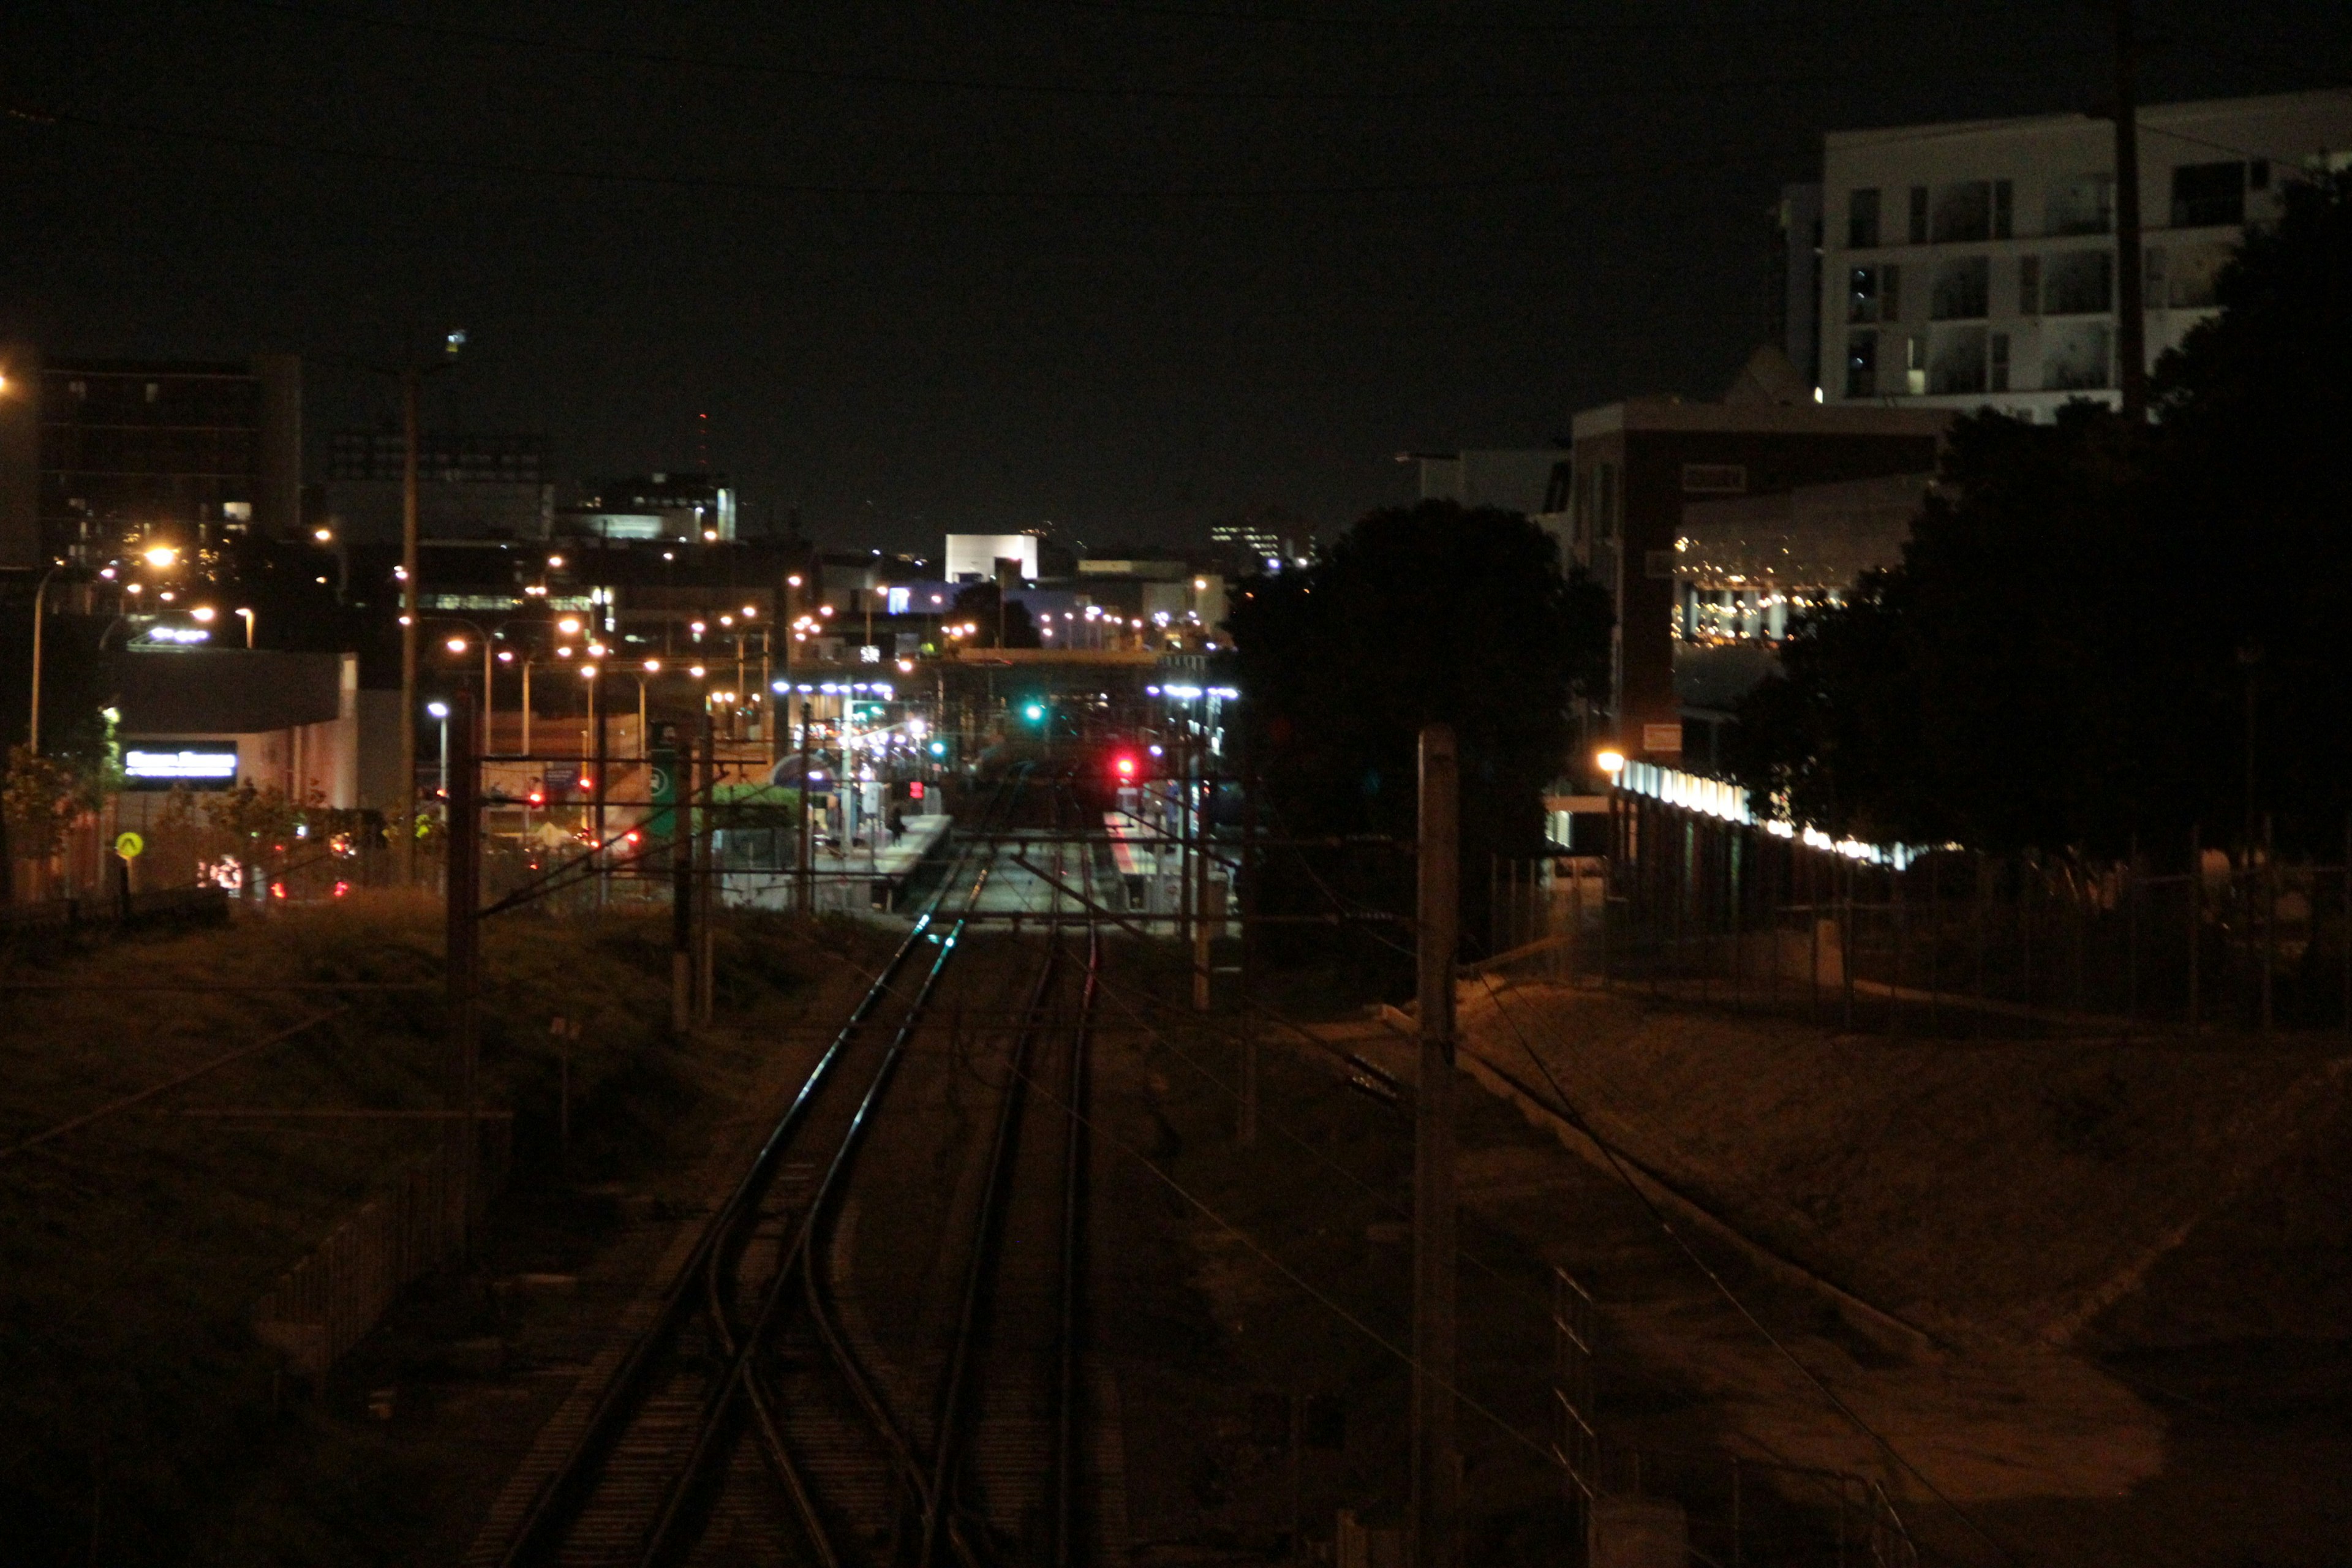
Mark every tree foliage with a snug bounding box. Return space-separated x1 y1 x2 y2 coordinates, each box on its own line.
948 581 1040 648
1733 172 2352 857
1227 500 1611 952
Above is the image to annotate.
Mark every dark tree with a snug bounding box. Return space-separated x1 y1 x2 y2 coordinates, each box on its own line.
1732 171 2352 858
1227 500 1610 956
949 580 1039 648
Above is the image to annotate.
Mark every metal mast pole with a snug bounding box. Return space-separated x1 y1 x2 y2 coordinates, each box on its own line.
2113 0 2147 420
444 689 481 1254
1410 722 1460 1568
398 369 422 885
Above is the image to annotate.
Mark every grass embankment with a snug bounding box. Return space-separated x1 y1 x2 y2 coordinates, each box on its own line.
0 895 844 1567
1455 982 2352 1350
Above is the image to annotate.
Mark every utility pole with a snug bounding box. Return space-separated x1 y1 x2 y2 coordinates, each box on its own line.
1238 749 1259 1148
593 662 610 908
2113 0 2147 421
698 717 717 1025
398 369 422 886
797 701 815 915
1193 723 1213 1012
1410 723 1459 1568
444 690 481 1255
672 722 695 1035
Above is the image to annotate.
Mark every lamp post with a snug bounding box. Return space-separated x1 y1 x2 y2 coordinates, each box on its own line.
428 699 452 810
26 564 61 754
233 606 255 649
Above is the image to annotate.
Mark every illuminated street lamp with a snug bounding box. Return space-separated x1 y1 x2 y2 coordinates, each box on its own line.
1596 748 1626 778
427 699 452 805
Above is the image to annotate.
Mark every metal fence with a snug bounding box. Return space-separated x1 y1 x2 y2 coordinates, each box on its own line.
1487 793 2352 1039
1553 1268 1917 1568
251 1117 510 1382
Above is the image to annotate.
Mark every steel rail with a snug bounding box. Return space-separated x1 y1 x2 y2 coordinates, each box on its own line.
921 937 1061 1566
919 783 1077 1566
1053 918 1101 1568
638 773 1031 1568
779 769 1040 1559
489 776 1019 1568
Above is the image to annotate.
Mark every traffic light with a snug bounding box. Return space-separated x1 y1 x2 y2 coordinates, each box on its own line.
1110 752 1139 782
1023 701 1046 724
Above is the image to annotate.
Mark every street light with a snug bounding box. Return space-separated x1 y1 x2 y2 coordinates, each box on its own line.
142 544 179 570
428 700 452 808
1596 748 1626 777
233 607 255 648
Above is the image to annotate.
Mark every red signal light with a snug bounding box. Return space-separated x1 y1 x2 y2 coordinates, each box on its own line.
1112 753 1138 779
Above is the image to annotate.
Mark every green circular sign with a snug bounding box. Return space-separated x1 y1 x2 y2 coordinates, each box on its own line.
115 831 145 859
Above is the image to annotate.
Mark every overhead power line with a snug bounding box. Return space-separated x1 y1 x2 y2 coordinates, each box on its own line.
225 0 2051 107
2 102 1790 202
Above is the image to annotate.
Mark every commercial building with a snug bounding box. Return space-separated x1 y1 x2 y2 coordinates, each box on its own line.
1815 89 2352 417
322 429 552 544
0 349 303 570
1672 471 1933 761
1410 448 1574 516
110 647 371 823
1567 362 1947 762
943 532 1042 584
561 472 737 543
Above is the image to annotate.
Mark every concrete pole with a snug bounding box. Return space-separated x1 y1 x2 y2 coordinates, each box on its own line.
398 368 421 887
698 717 717 1025
673 720 695 1036
1411 723 1459 1568
2113 0 2147 421
443 689 481 1254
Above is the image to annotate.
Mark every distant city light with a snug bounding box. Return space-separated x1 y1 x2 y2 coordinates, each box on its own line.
142 545 178 568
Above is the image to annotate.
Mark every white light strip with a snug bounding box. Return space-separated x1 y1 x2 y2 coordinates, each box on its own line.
124 748 239 780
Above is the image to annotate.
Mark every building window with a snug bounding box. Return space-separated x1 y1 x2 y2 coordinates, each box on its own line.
2043 250 2113 315
1992 179 2014 239
1929 327 1989 395
1932 181 1992 243
1845 330 1879 398
2250 159 2271 191
1681 464 1747 494
1907 186 1929 244
2044 322 2113 390
2019 255 2041 315
2166 242 2230 309
1847 187 1882 248
2046 174 2114 236
1905 335 1927 396
1931 256 1990 320
2171 161 2246 228
1989 332 2011 393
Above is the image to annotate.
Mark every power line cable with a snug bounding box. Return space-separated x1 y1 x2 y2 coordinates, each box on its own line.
1 102 1789 201
214 0 2018 108
1465 963 2022 1564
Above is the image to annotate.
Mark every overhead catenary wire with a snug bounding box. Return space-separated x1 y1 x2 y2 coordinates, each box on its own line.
214 0 2035 107
1465 965 2022 1565
1 103 1788 202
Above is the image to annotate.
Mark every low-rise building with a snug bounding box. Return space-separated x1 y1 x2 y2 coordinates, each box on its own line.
1567 364 1947 763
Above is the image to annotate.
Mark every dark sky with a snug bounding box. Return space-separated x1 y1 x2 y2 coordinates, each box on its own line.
4 2 2345 552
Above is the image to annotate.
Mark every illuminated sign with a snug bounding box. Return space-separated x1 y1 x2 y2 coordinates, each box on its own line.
123 745 240 790
141 625 212 646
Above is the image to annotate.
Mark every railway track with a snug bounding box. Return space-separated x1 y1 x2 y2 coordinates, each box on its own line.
477 771 1108 1568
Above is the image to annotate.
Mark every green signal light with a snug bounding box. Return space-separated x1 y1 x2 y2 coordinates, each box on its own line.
1023 703 1046 723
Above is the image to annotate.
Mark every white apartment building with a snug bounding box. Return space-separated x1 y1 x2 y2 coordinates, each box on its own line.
1820 89 2352 419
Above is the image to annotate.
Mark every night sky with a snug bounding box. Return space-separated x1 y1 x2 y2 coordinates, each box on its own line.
4 1 2345 550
